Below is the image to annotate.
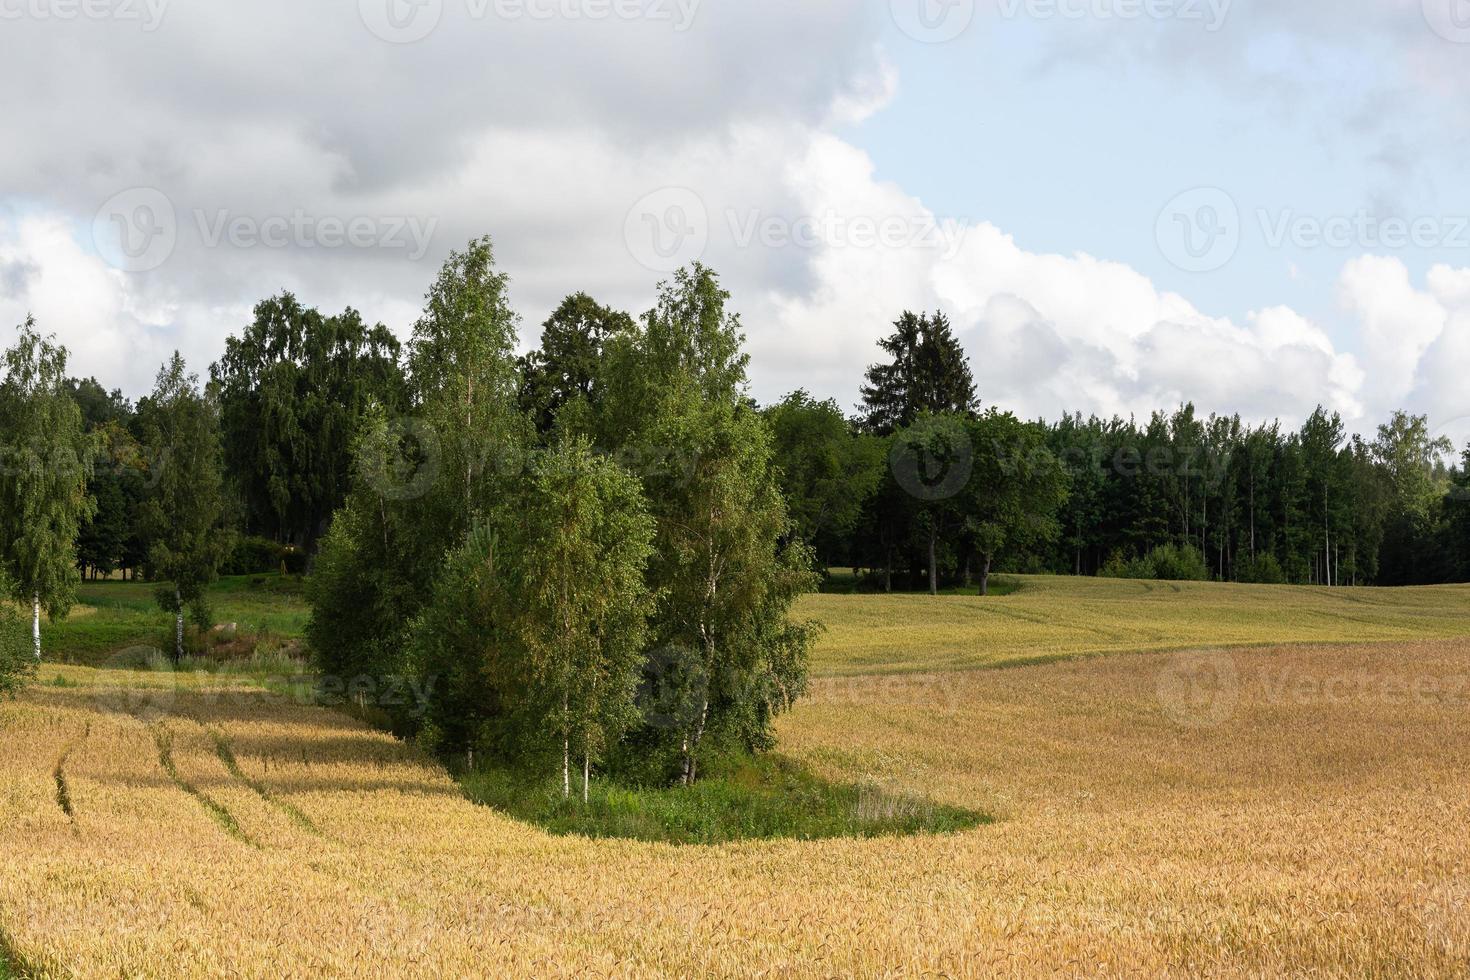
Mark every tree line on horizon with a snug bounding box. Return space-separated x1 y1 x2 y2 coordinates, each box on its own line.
3 238 1470 769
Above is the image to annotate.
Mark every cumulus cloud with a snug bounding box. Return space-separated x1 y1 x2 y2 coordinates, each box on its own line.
757 135 1368 426
0 0 1465 451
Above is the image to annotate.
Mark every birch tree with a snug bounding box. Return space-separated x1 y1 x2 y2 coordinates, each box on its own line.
510 440 655 798
592 265 820 784
0 318 94 661
137 354 231 662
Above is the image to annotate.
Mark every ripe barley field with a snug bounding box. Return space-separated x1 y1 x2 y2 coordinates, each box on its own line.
801 574 1470 674
3 579 1470 976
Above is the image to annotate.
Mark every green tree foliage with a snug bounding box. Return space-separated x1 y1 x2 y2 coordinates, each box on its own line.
0 318 94 660
519 293 636 434
136 354 232 661
309 238 532 734
211 293 404 549
0 569 33 698
763 391 883 566
489 441 655 796
859 310 977 435
962 411 1069 595
590 265 820 784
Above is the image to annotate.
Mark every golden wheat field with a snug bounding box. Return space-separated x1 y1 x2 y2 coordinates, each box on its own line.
4 582 1470 976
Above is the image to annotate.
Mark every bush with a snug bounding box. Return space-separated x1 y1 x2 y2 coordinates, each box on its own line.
280 548 309 576
1149 543 1209 581
0 595 33 699
222 536 285 576
1099 543 1209 582
1238 553 1287 584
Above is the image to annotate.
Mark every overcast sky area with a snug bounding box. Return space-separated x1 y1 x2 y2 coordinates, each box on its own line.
2 0 1469 444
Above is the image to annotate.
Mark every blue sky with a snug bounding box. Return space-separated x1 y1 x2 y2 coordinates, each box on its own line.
856 4 1470 366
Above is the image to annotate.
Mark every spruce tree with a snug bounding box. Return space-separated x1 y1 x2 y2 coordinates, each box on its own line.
859 311 977 434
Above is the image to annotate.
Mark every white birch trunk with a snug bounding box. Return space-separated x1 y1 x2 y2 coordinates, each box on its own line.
583 754 589 803
32 593 41 661
174 587 185 662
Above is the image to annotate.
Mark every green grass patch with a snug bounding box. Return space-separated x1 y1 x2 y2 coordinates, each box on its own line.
461 754 988 845
39 574 310 667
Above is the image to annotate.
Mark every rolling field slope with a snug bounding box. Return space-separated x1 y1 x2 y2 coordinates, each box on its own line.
3 579 1470 976
800 575 1470 674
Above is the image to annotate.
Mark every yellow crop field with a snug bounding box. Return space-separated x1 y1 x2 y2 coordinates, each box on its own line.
800 575 1470 675
4 580 1470 976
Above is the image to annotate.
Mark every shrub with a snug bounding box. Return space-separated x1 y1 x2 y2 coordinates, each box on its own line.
222 537 285 576
1238 553 1287 584
0 589 33 698
1148 543 1209 581
1099 544 1209 582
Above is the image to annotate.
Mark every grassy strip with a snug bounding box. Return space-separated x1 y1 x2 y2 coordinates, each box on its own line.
209 729 323 836
463 754 988 845
151 724 255 847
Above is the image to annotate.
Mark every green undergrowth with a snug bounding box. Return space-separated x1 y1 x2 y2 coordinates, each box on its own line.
461 753 988 845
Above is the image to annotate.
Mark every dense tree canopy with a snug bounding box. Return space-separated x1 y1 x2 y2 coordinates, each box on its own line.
211 293 404 550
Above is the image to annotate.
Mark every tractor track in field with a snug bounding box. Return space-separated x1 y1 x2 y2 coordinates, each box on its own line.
149 721 257 848
206 726 327 839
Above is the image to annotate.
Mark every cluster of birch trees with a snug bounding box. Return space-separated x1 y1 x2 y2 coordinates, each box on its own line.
307 240 817 792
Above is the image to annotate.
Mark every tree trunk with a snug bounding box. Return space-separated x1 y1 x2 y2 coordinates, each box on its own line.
174 588 185 663
681 698 709 786
583 753 590 803
32 594 41 661
927 526 938 597
979 555 993 597
562 735 570 799
883 549 892 593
